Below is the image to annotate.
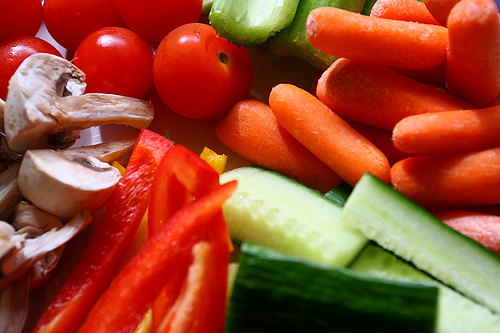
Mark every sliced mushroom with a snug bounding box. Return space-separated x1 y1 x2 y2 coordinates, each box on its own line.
0 163 22 221
0 273 29 333
0 202 92 290
4 53 154 152
18 149 121 217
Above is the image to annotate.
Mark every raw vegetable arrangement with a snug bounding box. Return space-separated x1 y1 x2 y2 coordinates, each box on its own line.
0 0 500 332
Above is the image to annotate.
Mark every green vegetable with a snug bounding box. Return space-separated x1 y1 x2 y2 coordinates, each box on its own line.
351 244 500 333
220 166 368 267
267 0 366 71
324 182 352 206
208 0 300 46
202 0 214 15
342 173 500 315
226 242 439 333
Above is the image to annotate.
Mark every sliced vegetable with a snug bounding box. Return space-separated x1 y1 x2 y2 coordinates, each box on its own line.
342 173 500 315
208 0 300 46
268 0 365 71
220 165 368 267
32 129 174 333
370 0 440 25
199 146 228 174
226 242 439 333
350 244 500 332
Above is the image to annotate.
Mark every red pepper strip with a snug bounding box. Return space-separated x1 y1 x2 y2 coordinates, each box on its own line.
148 145 221 237
76 180 238 333
157 241 229 333
31 129 174 333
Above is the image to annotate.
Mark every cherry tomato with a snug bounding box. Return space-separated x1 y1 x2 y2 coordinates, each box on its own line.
43 0 127 52
116 0 202 42
73 27 154 99
0 0 43 44
0 36 62 100
153 23 254 120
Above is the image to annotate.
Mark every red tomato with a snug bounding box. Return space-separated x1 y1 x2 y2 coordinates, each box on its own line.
43 0 127 52
73 27 154 99
153 23 254 120
0 0 43 44
0 36 62 100
116 0 202 42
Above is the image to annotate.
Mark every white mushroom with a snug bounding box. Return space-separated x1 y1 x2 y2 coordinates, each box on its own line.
18 148 121 217
3 53 154 152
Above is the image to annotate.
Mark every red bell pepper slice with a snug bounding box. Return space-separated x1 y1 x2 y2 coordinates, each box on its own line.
76 180 238 333
156 241 229 333
32 129 174 333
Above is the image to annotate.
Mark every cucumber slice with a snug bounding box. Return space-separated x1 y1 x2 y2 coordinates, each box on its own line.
267 0 365 71
324 182 352 206
220 166 368 267
351 244 500 333
208 0 300 46
226 242 439 333
342 173 500 315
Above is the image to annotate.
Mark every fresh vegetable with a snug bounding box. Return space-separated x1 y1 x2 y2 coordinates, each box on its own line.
423 0 461 26
445 0 500 107
267 0 365 71
392 105 500 154
306 6 449 70
116 0 203 42
208 0 300 46
72 27 154 99
269 83 391 186
370 0 441 25
226 242 439 333
0 36 62 100
199 146 228 174
431 208 500 256
316 57 475 131
350 244 500 332
342 173 500 315
31 129 173 333
390 146 500 208
153 22 253 120
0 0 43 43
43 0 127 52
77 179 237 333
216 98 343 193
220 165 368 267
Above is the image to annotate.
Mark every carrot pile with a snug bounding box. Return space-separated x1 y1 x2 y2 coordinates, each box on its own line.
216 0 500 256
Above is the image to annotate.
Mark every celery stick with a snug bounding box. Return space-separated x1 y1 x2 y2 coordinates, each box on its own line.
361 0 378 15
208 0 300 46
267 0 366 71
202 0 214 15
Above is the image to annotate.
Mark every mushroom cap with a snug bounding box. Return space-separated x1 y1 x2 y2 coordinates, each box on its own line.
18 149 121 217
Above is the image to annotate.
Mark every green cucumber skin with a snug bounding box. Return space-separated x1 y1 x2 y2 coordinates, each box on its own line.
220 166 368 267
342 173 500 315
350 244 500 333
226 242 438 333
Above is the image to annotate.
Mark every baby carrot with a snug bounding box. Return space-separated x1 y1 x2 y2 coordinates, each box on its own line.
316 58 475 131
432 208 500 256
370 0 441 25
424 0 461 26
306 6 449 70
445 0 500 107
393 105 500 154
216 99 344 193
269 83 390 187
391 147 500 208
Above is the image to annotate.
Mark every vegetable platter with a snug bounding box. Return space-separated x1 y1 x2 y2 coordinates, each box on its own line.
0 0 499 332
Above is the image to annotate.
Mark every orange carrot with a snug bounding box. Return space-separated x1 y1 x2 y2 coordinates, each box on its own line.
391 146 500 208
393 105 500 154
391 60 447 88
432 208 500 256
348 120 416 165
445 0 500 107
370 0 441 25
306 6 449 70
424 0 461 26
216 99 344 193
268 83 390 187
316 58 475 131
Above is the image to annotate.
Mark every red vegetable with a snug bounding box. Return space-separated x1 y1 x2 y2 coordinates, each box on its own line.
31 129 174 333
